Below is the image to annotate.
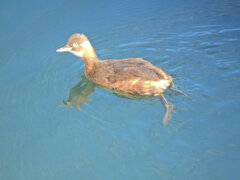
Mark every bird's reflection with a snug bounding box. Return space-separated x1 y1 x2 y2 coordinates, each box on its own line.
59 75 145 110
59 75 95 110
59 75 183 125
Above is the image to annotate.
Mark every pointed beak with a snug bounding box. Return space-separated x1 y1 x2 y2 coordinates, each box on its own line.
56 46 72 52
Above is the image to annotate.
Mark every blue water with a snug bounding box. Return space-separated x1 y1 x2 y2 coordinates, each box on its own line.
1 0 240 179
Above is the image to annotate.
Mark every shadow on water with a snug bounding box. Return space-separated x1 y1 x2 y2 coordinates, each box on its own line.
58 75 189 125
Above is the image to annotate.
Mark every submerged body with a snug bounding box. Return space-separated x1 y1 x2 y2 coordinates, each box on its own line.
57 33 184 125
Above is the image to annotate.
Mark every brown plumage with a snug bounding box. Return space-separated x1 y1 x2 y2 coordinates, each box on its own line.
57 33 173 96
56 33 185 125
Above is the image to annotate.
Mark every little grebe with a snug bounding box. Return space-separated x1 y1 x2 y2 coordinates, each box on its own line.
57 33 185 125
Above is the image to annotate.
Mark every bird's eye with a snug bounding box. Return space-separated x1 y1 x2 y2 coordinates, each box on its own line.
72 43 79 47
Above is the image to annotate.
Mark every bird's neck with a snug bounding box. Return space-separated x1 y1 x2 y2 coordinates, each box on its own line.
82 56 99 76
80 41 99 75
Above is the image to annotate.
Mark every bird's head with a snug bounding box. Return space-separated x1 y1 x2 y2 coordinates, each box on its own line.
56 33 96 58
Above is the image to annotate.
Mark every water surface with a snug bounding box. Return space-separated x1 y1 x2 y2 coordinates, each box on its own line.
0 0 240 179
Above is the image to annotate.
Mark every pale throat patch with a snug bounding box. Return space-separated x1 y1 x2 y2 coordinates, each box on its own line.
81 41 93 51
81 40 96 57
70 41 94 58
71 51 83 57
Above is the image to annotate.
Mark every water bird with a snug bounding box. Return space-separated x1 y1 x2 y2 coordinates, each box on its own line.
57 33 187 125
